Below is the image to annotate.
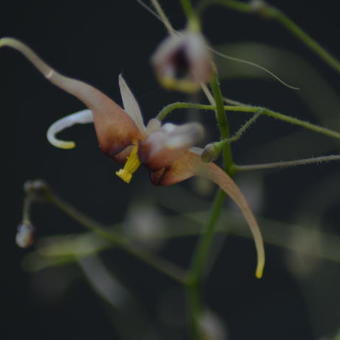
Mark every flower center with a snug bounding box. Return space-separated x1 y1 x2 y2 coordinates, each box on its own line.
115 142 141 183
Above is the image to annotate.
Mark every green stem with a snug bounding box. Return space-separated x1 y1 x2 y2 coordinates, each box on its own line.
209 72 234 172
234 154 340 172
156 102 340 141
38 187 186 284
225 105 340 140
186 190 225 339
185 72 231 340
180 0 201 31
197 0 251 14
198 0 340 74
266 6 340 74
221 111 261 144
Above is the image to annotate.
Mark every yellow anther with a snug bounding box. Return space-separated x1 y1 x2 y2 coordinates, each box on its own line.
115 143 141 183
160 77 200 93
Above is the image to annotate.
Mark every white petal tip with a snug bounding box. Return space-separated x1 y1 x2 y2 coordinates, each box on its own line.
46 109 93 150
53 141 76 149
255 261 265 279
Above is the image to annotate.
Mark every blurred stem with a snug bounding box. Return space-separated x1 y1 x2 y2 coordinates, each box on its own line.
157 102 340 141
22 195 33 224
197 0 251 14
33 184 186 284
32 211 340 267
197 0 340 74
149 0 176 35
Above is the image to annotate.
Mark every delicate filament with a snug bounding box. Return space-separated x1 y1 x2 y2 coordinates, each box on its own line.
115 143 141 183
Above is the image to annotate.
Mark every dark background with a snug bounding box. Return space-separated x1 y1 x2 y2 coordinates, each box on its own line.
2 1 340 339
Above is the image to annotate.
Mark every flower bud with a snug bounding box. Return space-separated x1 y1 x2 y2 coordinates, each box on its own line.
151 31 213 93
16 222 35 248
199 310 227 340
201 142 221 163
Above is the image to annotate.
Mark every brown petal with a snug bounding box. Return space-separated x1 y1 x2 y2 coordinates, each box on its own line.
0 38 143 158
150 149 265 278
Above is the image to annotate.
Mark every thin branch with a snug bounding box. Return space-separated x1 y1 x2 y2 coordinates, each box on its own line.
234 154 340 172
156 102 340 141
197 0 340 74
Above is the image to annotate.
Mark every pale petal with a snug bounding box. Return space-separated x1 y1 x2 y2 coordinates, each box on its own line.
145 118 162 135
118 74 146 132
46 109 93 149
151 31 213 92
140 123 204 170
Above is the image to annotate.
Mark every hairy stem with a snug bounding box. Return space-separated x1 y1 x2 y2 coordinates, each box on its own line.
197 0 340 74
234 154 340 172
222 111 261 144
157 102 340 141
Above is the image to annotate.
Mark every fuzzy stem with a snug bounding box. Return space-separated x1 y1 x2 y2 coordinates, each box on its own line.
234 155 340 172
156 102 340 141
222 111 261 144
197 0 340 74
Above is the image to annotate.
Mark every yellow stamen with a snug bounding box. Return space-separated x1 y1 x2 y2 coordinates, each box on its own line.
160 77 201 93
115 143 141 183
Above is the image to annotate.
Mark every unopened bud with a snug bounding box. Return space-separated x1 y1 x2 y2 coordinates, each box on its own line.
16 222 35 248
201 142 221 163
250 0 265 10
250 0 273 18
24 180 48 196
199 310 227 340
151 30 213 93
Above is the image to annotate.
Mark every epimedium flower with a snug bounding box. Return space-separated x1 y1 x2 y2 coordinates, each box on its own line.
1 37 264 278
151 30 213 93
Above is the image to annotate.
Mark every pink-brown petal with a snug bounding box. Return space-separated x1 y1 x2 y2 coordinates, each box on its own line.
150 149 265 279
0 38 143 159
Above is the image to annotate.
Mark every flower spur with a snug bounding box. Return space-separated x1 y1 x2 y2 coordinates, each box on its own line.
1 37 265 278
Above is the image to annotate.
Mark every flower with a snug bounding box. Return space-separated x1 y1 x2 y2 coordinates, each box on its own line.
16 222 35 248
1 37 264 278
151 30 213 93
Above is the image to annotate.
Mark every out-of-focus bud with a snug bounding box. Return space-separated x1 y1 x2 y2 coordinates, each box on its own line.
199 310 227 340
249 0 272 18
151 31 213 93
24 179 49 198
16 222 35 248
201 142 222 163
124 201 166 250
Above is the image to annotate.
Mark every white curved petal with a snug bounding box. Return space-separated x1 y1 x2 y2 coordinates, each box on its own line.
145 118 161 135
118 74 145 132
46 109 93 149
